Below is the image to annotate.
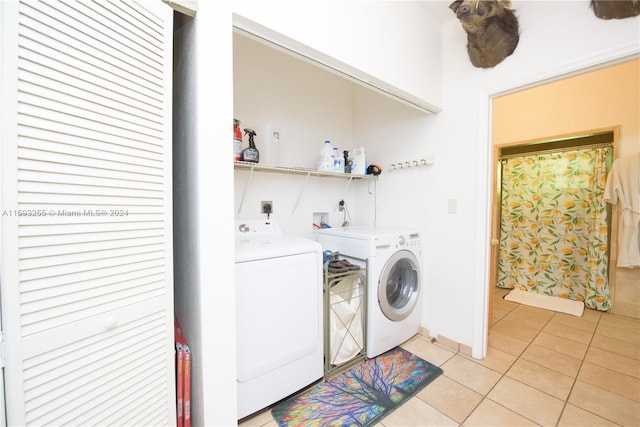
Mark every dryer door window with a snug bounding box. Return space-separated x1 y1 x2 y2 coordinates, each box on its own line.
378 250 421 321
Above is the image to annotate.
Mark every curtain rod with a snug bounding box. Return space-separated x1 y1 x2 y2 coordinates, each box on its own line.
499 142 613 160
499 131 614 160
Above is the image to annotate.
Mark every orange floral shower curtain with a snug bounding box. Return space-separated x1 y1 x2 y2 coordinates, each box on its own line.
497 147 611 311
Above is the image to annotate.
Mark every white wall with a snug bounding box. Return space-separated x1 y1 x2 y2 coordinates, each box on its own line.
415 1 639 354
232 0 444 111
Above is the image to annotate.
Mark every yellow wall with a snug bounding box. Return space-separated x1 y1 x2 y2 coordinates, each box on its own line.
492 58 640 318
493 59 639 157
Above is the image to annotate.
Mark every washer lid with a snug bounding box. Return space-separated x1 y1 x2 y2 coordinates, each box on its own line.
235 235 322 262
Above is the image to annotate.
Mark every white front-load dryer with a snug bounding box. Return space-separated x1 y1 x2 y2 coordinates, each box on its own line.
316 226 422 358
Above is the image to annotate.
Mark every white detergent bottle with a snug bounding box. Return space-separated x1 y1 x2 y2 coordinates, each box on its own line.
351 147 366 175
317 140 333 171
332 147 343 173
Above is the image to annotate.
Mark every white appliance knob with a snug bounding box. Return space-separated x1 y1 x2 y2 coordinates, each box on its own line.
398 235 406 246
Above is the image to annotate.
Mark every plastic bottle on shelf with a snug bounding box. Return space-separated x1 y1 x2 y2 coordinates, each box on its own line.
241 128 259 163
317 140 334 172
351 147 366 175
332 147 343 173
233 119 243 162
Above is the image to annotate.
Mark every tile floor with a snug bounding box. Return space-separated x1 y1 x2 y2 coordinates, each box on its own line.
240 287 640 426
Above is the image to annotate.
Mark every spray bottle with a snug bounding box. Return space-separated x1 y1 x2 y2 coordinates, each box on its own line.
242 128 259 163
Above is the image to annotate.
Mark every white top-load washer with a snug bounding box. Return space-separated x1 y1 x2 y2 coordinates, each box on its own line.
235 220 323 419
316 226 422 358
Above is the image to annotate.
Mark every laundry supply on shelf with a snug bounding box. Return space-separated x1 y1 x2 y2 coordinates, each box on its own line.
332 147 344 173
317 140 334 171
350 147 366 175
343 150 352 173
233 119 242 162
241 128 259 163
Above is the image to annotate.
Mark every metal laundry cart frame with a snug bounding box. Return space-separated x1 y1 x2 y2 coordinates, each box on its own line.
323 253 367 379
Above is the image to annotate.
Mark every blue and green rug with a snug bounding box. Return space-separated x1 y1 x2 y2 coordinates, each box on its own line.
271 347 443 427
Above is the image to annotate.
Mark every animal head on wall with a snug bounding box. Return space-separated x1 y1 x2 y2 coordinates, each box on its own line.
449 0 520 69
590 0 640 19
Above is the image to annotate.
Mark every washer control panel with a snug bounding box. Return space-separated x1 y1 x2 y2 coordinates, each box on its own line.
404 233 422 249
236 220 281 236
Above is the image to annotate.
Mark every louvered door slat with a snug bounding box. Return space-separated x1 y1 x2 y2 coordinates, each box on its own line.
19 170 164 195
18 146 163 178
20 234 164 259
18 61 163 118
1 0 174 424
18 87 164 138
18 158 164 184
20 1 164 95
18 104 163 147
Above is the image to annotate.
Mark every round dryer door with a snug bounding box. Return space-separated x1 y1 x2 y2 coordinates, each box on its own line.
378 250 421 321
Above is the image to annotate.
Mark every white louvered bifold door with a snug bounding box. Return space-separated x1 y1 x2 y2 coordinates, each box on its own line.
0 1 175 425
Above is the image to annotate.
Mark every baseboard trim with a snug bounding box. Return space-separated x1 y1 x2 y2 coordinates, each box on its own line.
419 327 474 358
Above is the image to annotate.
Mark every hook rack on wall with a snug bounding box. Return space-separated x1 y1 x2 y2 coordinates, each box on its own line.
388 157 435 171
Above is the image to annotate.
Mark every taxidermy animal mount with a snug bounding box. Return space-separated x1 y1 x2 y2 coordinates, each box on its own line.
591 0 640 19
449 0 520 68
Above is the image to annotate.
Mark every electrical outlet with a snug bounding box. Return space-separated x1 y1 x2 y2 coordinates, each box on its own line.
338 200 345 212
261 201 273 214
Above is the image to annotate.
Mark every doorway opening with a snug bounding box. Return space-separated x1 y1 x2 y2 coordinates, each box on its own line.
488 128 618 324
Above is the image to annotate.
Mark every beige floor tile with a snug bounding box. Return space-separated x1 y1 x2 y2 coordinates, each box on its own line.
585 346 640 379
493 297 519 310
512 303 555 321
417 375 483 424
490 317 541 343
580 307 603 323
463 398 537 427
558 404 619 427
578 361 640 402
441 355 502 395
488 376 564 426
378 395 457 427
506 358 574 400
400 337 455 367
596 322 640 346
550 312 599 332
520 343 582 378
591 333 640 360
462 346 517 374
543 321 595 344
492 306 511 323
599 312 640 331
503 309 550 330
488 330 529 356
569 380 640 426
533 331 588 359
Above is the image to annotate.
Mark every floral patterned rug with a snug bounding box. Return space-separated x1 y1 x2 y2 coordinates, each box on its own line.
271 347 443 427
